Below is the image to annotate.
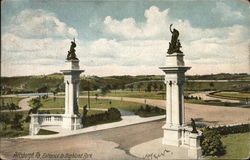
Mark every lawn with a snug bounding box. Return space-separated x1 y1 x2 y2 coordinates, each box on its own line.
79 90 195 100
0 97 24 106
38 97 159 113
208 132 250 159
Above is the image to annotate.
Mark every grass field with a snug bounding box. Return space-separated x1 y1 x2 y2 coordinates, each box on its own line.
209 132 250 159
0 97 24 106
78 90 195 100
39 97 158 113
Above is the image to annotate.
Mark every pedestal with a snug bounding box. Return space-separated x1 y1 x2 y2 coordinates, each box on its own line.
61 60 84 130
162 124 182 146
62 114 82 130
188 133 202 159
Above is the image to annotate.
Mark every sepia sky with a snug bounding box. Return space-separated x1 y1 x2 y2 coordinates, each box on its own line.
1 0 250 77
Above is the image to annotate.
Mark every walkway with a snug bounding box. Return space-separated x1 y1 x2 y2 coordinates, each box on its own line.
189 91 240 103
3 95 250 126
79 96 250 126
130 138 189 159
21 115 165 139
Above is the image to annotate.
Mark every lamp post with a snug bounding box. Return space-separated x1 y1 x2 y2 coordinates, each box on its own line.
86 78 91 110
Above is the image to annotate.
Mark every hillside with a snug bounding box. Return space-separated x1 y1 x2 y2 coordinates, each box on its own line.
1 73 250 94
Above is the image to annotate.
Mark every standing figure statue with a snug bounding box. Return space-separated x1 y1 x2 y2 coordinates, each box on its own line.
191 118 198 133
167 24 183 54
66 38 79 60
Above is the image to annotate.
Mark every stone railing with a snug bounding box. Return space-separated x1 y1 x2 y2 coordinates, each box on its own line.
31 114 63 126
29 114 82 135
29 114 63 135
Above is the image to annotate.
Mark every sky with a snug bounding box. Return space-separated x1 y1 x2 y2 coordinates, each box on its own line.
1 0 250 77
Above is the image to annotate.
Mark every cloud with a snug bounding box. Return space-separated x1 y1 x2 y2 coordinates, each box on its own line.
212 2 245 23
103 6 170 39
2 6 249 77
9 9 77 39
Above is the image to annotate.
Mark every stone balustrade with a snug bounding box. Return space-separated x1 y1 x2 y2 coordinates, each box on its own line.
29 114 82 135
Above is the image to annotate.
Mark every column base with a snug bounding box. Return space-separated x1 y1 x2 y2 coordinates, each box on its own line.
162 124 183 147
188 133 202 159
29 124 40 135
62 114 82 130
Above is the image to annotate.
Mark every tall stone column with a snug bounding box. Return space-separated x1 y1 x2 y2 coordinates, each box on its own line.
160 52 190 146
61 60 84 130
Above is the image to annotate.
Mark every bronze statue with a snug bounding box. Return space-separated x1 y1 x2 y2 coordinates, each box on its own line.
191 118 198 133
66 38 79 60
167 24 183 54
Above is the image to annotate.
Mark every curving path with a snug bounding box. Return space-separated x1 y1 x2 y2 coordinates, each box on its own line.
79 96 250 126
2 95 250 126
189 91 240 103
18 96 36 111
1 95 250 160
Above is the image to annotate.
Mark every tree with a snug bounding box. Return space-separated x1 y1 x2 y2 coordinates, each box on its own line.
95 93 99 102
137 83 143 92
128 84 134 92
100 86 110 95
11 113 23 130
0 114 10 130
153 83 158 91
37 86 49 93
146 83 152 92
159 84 164 91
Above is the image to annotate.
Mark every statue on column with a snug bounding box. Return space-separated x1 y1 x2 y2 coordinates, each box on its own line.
66 38 79 60
167 24 183 54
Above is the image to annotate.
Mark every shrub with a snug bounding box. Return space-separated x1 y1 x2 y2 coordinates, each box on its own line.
83 107 121 126
212 124 250 135
201 128 225 156
107 108 121 120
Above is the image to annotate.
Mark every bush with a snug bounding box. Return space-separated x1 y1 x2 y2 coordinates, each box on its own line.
201 128 225 156
211 124 250 135
83 107 121 126
107 108 121 120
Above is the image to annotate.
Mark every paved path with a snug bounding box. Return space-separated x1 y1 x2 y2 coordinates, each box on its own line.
21 115 165 139
130 138 189 159
4 95 250 126
18 96 35 111
189 91 240 103
78 96 250 126
1 120 165 160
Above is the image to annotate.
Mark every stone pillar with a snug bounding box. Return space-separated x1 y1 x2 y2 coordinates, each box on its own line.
29 114 40 135
160 52 190 146
188 133 202 159
61 60 84 130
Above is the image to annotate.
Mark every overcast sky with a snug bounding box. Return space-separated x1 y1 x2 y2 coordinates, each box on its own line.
1 0 250 77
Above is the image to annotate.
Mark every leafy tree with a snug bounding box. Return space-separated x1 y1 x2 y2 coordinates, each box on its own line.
37 86 49 93
159 84 164 91
95 93 99 101
137 83 143 92
0 114 11 130
146 83 152 92
10 113 23 130
153 83 158 91
128 84 134 92
100 86 110 95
